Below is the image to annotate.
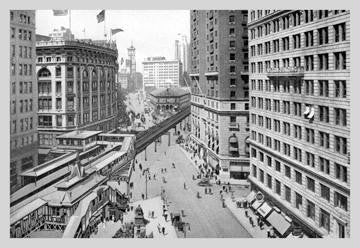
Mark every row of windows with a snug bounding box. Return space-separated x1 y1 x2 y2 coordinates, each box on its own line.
251 101 348 127
10 27 33 41
251 133 348 183
11 45 33 59
250 51 347 72
10 117 34 134
249 10 346 37
37 55 116 66
251 120 348 156
10 134 36 150
10 63 33 76
251 79 347 98
251 164 347 232
250 23 346 58
11 99 33 115
10 11 32 24
11 81 33 95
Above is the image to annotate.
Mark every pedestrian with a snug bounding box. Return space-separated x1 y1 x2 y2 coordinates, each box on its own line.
153 174 156 180
184 182 186 189
205 188 207 194
164 213 168 221
267 228 271 238
245 210 248 217
162 226 166 235
142 193 145 200
157 224 161 233
257 216 260 226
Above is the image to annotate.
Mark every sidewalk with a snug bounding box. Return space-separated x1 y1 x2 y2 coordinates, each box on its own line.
224 197 269 238
129 196 177 238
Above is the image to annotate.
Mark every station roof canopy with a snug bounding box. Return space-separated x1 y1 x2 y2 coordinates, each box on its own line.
150 87 189 98
57 130 102 140
11 198 47 225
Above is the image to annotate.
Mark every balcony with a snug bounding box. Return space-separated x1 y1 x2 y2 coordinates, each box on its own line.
229 122 239 131
266 66 305 78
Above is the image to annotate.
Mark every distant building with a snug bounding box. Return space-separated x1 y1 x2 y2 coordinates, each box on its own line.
149 87 190 112
175 34 189 73
36 30 119 150
10 10 39 193
118 68 128 90
142 57 182 92
48 26 74 41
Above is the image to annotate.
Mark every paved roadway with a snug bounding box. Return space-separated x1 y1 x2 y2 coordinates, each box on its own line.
129 130 251 238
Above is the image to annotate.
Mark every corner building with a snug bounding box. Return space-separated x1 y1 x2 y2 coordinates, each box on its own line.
36 38 119 149
189 10 250 181
10 10 38 193
248 10 350 237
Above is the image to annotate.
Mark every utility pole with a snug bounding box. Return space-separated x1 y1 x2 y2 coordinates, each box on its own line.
144 146 147 161
168 132 171 146
144 168 150 199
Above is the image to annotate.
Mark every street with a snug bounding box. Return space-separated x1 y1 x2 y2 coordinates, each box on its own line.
129 129 251 238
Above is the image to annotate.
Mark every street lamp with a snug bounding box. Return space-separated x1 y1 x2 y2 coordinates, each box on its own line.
143 168 150 199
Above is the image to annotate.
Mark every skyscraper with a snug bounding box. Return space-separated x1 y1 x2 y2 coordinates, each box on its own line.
10 10 38 193
189 10 250 182
248 10 350 238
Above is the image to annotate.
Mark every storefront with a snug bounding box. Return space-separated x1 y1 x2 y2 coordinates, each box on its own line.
229 161 250 180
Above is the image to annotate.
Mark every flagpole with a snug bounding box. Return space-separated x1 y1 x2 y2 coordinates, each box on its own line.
69 10 72 37
104 10 106 39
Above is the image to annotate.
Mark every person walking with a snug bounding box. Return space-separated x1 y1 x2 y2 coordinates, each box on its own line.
162 226 166 235
184 182 186 190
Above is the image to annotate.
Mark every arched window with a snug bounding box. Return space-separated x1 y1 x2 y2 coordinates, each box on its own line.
38 67 51 77
83 69 88 79
92 70 97 80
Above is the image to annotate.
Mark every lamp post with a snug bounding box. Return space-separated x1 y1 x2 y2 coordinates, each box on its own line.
143 168 150 199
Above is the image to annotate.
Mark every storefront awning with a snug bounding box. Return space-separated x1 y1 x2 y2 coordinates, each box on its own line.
251 200 264 210
257 201 273 218
266 210 292 236
246 191 257 203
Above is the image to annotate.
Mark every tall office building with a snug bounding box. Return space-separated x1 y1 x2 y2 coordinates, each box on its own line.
248 10 350 237
10 10 39 193
36 30 119 149
142 57 182 92
189 10 250 181
175 34 189 73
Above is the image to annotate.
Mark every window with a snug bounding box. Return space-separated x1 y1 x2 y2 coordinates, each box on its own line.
18 28 22 39
319 209 330 232
319 80 329 96
320 184 330 201
282 37 290 51
318 54 329 70
306 152 315 167
334 191 348 211
229 40 235 48
284 185 291 203
273 39 280 53
319 131 330 149
295 170 302 185
305 55 314 71
307 200 315 220
335 108 347 126
252 164 257 178
230 103 236 110
275 180 281 195
319 106 329 123
335 80 347 98
304 10 314 23
230 91 235 98
334 23 346 42
307 177 315 192
283 143 291 156
305 31 314 47
267 174 272 189
335 136 347 155
259 169 264 183
229 53 235 61
229 15 235 23
319 157 330 175
266 155 272 167
259 151 264 162
275 160 281 172
293 102 302 117
318 27 329 45
295 192 303 210
229 28 235 35
230 65 236 73
334 52 347 70
284 165 291 178
305 80 314 95
335 163 348 183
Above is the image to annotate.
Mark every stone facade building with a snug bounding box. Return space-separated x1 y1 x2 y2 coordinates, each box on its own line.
248 10 350 238
189 10 250 181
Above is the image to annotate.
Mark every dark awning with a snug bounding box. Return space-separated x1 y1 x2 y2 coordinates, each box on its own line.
266 210 292 236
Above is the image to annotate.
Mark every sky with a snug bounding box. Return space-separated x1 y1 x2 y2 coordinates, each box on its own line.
35 10 190 73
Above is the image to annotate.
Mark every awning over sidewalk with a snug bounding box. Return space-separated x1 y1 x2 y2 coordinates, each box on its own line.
266 210 292 236
246 191 257 203
251 200 264 210
257 202 273 218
